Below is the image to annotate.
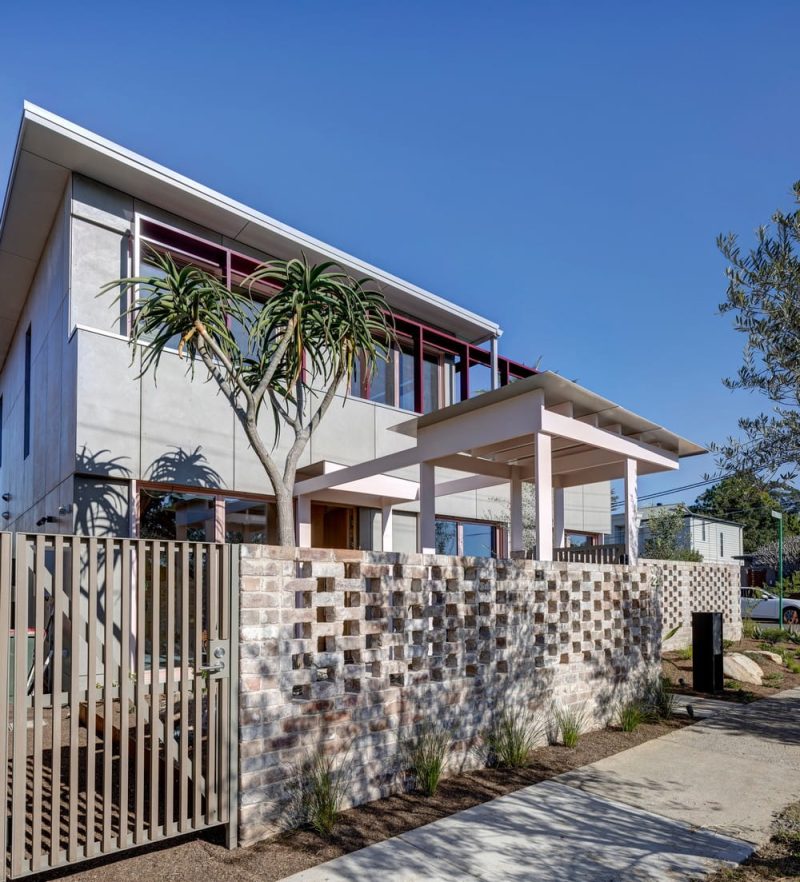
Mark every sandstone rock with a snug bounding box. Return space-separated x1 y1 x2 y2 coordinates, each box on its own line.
746 650 783 666
723 653 764 686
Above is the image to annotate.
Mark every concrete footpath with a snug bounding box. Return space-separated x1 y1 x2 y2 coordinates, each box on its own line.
283 688 800 882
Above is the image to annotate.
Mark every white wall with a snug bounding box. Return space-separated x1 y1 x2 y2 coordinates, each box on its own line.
0 186 76 532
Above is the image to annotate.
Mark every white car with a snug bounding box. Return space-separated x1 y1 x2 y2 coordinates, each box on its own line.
741 587 800 625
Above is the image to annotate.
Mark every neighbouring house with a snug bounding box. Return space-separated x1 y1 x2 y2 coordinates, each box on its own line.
0 103 614 551
609 503 744 564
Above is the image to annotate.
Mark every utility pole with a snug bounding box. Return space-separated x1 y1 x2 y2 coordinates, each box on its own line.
772 510 784 628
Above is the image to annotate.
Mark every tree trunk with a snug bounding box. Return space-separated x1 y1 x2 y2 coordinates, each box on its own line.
275 486 296 547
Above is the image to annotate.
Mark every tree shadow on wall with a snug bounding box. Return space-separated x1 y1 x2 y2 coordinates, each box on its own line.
74 446 132 536
145 446 223 489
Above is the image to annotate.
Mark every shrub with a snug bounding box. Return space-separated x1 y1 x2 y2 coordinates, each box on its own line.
552 703 586 748
405 725 451 796
295 749 349 837
643 675 675 720
760 627 784 645
742 616 757 639
485 709 543 768
617 700 645 733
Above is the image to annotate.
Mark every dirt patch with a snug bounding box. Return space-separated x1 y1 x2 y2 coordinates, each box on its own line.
41 719 689 882
705 801 800 880
663 635 800 703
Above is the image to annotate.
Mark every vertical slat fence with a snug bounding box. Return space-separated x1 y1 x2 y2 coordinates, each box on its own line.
0 533 235 881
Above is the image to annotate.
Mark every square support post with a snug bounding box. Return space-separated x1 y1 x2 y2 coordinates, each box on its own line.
534 432 553 561
381 501 393 552
296 495 312 548
419 462 436 554
624 457 638 564
510 466 524 555
554 487 566 550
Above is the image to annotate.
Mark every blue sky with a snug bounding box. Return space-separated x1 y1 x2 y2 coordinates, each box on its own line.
1 1 798 506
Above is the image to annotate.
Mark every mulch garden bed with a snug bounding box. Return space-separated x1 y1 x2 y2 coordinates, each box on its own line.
663 633 800 703
42 718 690 882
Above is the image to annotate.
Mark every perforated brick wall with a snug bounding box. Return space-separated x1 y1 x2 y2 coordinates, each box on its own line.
650 559 742 651
237 547 664 846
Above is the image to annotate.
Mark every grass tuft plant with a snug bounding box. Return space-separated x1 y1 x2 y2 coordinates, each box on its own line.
617 700 645 733
405 725 451 796
484 709 543 768
295 749 350 837
677 645 693 661
552 703 586 748
643 675 675 720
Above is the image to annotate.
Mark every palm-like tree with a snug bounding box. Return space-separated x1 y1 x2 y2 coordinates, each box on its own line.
104 249 393 545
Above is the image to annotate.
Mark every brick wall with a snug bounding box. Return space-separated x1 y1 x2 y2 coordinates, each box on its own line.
650 559 742 651
237 546 662 846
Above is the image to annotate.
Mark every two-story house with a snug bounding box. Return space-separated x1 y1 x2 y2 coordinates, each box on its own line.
609 503 744 564
0 103 611 551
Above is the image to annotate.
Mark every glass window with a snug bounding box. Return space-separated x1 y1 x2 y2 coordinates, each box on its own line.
398 346 416 411
351 351 395 405
225 498 279 544
139 489 216 541
435 520 458 555
422 353 441 414
462 522 494 557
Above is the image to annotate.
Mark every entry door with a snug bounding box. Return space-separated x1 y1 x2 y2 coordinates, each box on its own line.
311 504 357 549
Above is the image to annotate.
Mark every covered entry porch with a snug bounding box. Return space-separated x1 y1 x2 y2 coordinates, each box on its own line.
294 372 704 563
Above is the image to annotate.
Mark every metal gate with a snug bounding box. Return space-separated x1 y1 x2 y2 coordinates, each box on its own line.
0 534 239 879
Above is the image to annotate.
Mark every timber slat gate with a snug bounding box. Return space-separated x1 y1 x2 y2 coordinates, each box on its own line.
0 533 239 880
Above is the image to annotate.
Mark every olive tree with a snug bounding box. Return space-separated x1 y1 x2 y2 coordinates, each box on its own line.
104 250 392 546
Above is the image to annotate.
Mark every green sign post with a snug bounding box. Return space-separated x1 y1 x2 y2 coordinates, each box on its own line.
772 510 784 628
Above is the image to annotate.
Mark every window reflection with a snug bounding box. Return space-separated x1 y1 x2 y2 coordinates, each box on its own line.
225 498 279 544
139 489 216 541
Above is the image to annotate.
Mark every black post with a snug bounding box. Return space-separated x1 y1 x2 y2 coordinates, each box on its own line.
692 611 723 693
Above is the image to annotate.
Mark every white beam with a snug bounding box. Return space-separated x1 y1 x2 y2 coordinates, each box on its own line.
510 466 524 554
557 460 663 488
554 487 566 549
435 474 507 497
534 432 553 561
294 446 422 496
419 462 436 554
431 453 512 479
540 409 679 470
624 458 639 564
296 495 312 547
381 501 393 552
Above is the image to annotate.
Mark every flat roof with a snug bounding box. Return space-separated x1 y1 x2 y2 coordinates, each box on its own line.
392 371 706 459
0 103 502 364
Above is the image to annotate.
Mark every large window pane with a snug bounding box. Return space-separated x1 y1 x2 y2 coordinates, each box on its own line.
398 347 415 411
435 519 458 555
462 522 495 557
225 498 279 544
139 488 216 540
423 354 440 414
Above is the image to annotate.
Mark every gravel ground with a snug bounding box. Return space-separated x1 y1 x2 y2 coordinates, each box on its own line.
704 801 800 881
41 719 689 882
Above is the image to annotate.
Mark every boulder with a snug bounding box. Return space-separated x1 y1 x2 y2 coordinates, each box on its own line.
746 650 784 666
723 653 764 686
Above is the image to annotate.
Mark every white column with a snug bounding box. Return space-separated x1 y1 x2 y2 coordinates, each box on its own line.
554 487 566 550
490 334 500 390
624 458 638 564
381 500 394 552
296 495 312 548
419 462 436 554
534 432 553 561
510 466 524 554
